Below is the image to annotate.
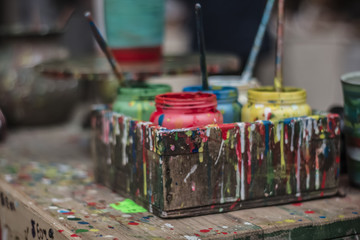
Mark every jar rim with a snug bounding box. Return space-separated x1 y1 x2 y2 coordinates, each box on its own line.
341 71 360 86
117 83 171 100
183 85 238 101
155 92 217 110
248 86 307 104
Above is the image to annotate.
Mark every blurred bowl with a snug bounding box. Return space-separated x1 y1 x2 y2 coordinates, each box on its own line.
0 67 79 126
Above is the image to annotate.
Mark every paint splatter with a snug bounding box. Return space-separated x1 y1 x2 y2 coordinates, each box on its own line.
305 210 315 214
70 234 80 237
77 221 89 225
292 203 302 206
128 221 139 226
110 199 147 213
319 216 326 219
58 230 64 233
75 229 89 233
200 229 210 233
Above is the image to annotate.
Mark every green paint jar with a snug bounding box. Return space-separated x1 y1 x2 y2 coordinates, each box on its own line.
341 72 360 187
112 83 171 121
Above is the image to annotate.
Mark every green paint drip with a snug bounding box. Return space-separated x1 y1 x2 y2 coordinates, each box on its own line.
110 199 147 213
68 217 82 221
175 132 178 141
75 229 89 233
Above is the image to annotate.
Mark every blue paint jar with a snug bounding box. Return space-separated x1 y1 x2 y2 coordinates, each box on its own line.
183 86 242 123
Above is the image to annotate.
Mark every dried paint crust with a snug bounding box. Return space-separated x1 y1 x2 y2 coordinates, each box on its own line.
92 107 341 218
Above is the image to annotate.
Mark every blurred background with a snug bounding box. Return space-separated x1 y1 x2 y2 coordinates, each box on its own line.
0 0 360 128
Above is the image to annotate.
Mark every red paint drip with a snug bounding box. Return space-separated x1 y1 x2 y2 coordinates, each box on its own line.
87 202 96 206
221 125 235 140
305 210 315 214
61 212 75 215
234 232 237 234
211 205 215 209
58 230 64 233
230 198 241 210
200 229 210 233
222 232 228 235
321 171 327 189
336 156 340 164
128 222 139 226
70 234 80 237
194 234 200 237
292 203 302 207
208 228 213 230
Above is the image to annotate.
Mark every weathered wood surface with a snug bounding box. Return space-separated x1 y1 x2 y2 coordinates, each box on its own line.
0 124 359 239
93 110 341 218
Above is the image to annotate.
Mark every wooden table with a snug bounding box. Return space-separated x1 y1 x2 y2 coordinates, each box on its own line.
0 122 359 240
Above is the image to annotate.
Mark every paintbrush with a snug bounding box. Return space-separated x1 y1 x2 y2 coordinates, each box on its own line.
84 11 125 86
274 0 285 92
241 0 275 82
195 3 209 90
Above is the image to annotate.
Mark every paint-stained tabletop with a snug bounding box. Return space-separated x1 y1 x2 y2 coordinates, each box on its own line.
0 123 359 239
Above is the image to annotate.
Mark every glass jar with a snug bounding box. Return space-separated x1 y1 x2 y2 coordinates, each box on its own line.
241 86 311 122
150 92 223 129
183 85 242 123
112 83 171 121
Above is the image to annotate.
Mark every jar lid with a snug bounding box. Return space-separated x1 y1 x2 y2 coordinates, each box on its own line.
248 86 307 104
341 71 360 91
117 83 171 100
183 85 238 101
155 92 217 110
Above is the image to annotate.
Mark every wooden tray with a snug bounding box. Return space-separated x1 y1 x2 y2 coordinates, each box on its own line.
92 107 341 218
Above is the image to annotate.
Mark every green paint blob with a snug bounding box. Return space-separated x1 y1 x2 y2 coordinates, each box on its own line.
67 217 82 221
110 199 147 213
75 229 89 233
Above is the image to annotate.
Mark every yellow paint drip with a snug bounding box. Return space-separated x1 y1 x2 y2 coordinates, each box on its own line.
320 133 325 139
89 229 99 232
143 163 147 196
338 215 345 219
199 142 204 163
284 219 296 223
185 130 193 137
280 124 285 172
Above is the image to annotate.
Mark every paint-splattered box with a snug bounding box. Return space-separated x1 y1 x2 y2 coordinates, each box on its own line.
92 109 340 218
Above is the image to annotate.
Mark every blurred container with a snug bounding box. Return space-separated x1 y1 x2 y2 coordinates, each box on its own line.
183 85 241 123
341 72 360 187
208 75 260 106
150 92 223 129
102 0 165 62
113 83 171 121
0 0 74 36
0 67 78 126
0 108 6 141
241 87 311 122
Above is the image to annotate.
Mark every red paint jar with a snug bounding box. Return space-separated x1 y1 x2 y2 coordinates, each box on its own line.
150 92 223 129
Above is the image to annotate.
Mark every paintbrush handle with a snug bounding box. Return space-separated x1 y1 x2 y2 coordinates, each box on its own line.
84 12 124 86
195 3 209 90
242 0 275 82
274 0 285 92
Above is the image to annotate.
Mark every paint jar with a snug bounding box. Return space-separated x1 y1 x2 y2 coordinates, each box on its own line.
112 83 171 121
241 87 311 122
341 72 360 187
208 75 260 106
103 0 165 62
182 85 242 123
150 92 223 129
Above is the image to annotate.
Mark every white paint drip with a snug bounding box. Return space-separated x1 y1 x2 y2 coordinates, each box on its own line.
215 140 225 165
220 162 225 204
264 107 272 120
206 127 211 137
148 127 153 151
314 119 319 134
122 117 129 165
184 165 198 183
290 121 295 152
237 123 246 200
184 236 200 240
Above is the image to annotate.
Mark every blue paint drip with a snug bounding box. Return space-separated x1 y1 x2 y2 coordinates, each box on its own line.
319 216 326 219
158 114 165 126
352 212 358 214
263 121 270 156
77 221 89 225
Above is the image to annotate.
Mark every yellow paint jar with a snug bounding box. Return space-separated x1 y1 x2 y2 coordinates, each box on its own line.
241 87 311 122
